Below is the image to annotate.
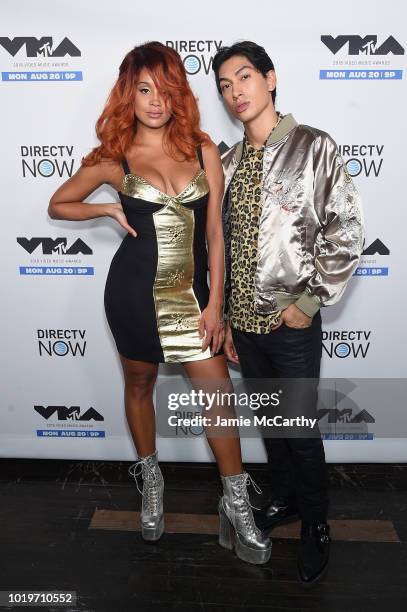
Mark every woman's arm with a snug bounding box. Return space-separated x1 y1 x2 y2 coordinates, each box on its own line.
48 160 137 237
199 138 225 355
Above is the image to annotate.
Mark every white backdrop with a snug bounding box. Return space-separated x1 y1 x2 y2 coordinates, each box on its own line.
1 0 406 461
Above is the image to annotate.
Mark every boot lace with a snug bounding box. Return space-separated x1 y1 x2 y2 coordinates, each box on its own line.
129 457 162 514
240 472 263 510
234 473 264 536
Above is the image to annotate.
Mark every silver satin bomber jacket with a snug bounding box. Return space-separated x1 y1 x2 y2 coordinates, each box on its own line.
221 113 365 319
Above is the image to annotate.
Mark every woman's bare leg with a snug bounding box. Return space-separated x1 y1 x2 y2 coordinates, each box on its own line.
182 354 243 476
119 355 158 457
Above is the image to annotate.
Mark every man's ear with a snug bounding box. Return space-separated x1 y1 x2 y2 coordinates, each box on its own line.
266 69 276 94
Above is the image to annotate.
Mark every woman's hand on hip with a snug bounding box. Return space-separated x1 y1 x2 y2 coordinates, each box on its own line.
107 203 137 237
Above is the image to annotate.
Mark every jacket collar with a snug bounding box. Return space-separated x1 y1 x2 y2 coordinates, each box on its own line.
233 113 298 165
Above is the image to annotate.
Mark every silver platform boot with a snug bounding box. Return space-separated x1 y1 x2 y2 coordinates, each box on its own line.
219 471 272 565
128 450 164 541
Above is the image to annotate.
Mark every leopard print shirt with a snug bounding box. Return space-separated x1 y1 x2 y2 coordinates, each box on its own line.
229 138 281 333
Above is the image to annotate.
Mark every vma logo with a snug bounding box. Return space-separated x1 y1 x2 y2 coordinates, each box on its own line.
320 35 404 80
362 239 389 256
321 35 404 56
17 237 94 276
318 408 374 423
34 406 104 421
355 238 389 277
317 381 375 440
0 37 81 57
17 237 92 255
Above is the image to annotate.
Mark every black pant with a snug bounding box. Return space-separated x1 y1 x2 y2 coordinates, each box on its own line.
232 311 329 523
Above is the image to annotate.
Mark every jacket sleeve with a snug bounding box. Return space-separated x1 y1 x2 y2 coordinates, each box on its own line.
295 132 365 318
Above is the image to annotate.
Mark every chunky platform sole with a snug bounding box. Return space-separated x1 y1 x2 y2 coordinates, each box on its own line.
141 515 164 542
218 500 271 565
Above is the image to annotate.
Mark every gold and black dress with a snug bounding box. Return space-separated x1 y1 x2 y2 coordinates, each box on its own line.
104 146 217 363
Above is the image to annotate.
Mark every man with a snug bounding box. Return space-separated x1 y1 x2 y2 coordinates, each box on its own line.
212 41 364 586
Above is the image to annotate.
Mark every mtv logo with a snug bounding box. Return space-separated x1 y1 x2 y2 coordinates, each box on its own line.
0 37 81 57
321 35 404 56
362 239 390 256
34 406 104 421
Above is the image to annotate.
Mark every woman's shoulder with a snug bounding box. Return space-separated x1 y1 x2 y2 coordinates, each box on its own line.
80 156 124 186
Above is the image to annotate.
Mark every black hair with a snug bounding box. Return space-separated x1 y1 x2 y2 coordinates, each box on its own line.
212 40 276 103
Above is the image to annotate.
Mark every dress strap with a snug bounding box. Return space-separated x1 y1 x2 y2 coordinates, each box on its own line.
121 158 131 176
196 144 204 170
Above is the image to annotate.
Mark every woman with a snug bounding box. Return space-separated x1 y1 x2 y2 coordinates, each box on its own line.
48 41 271 565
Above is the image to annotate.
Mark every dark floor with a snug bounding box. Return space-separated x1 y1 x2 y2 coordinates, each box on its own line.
0 459 406 611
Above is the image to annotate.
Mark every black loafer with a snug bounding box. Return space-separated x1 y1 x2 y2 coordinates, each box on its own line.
297 521 331 588
255 496 299 533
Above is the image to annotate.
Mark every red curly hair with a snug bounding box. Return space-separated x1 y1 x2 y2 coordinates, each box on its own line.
82 41 209 166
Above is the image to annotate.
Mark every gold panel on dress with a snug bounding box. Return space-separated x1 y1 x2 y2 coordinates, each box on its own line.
122 169 212 363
